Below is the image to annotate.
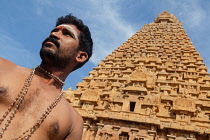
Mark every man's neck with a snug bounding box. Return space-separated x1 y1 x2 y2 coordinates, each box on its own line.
36 65 67 89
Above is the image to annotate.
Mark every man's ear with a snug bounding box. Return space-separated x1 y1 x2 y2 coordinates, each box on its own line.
76 51 88 63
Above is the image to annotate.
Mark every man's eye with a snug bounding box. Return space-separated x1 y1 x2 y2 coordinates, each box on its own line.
63 30 73 37
51 28 60 33
63 32 70 36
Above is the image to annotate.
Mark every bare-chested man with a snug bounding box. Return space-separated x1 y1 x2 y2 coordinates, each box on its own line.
0 14 93 140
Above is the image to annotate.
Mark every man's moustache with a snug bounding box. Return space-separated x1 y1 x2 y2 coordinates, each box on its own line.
42 37 60 48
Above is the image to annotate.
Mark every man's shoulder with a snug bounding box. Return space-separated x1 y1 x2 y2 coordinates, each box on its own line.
70 104 83 123
66 117 83 140
0 57 16 67
66 105 84 140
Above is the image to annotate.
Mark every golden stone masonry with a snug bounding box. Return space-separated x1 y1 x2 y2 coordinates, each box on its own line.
65 11 210 140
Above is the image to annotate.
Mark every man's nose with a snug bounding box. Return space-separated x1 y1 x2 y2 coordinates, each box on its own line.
50 31 61 40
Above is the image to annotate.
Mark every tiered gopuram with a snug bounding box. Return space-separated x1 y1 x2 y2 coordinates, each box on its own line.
65 11 210 140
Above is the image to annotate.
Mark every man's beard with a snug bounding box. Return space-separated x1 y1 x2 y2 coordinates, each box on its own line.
40 37 70 69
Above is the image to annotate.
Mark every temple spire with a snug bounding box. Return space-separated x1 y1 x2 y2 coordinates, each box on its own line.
154 11 179 23
65 11 210 140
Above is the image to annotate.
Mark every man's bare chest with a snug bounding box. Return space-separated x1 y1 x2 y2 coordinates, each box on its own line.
0 72 71 139
0 71 42 107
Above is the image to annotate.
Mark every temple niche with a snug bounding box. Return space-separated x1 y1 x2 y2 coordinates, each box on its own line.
65 11 210 140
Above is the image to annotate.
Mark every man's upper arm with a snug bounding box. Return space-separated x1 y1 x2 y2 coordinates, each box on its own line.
65 113 84 140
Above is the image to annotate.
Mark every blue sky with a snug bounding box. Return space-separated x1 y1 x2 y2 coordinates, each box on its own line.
0 0 210 90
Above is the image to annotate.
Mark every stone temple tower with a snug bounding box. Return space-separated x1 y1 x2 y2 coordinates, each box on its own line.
65 11 210 140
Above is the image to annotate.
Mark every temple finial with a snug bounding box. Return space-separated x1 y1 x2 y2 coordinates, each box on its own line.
154 11 179 23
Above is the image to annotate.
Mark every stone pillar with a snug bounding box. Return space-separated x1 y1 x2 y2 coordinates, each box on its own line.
186 138 196 140
134 100 141 113
148 130 157 140
167 135 176 140
186 133 196 140
146 125 157 140
95 123 104 140
122 94 129 111
84 129 91 140
88 128 97 140
82 122 90 140
130 128 139 140
112 125 120 140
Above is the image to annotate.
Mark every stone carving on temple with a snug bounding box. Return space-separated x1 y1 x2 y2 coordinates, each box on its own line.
64 11 210 140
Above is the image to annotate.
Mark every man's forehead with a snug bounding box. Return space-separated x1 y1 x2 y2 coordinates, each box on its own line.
56 24 75 30
56 24 80 36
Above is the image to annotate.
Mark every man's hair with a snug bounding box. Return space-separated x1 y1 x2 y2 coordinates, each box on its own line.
56 14 93 71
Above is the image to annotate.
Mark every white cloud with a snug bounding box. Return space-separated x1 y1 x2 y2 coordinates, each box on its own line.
0 30 39 68
167 0 207 28
80 0 136 64
165 0 210 71
34 0 53 16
